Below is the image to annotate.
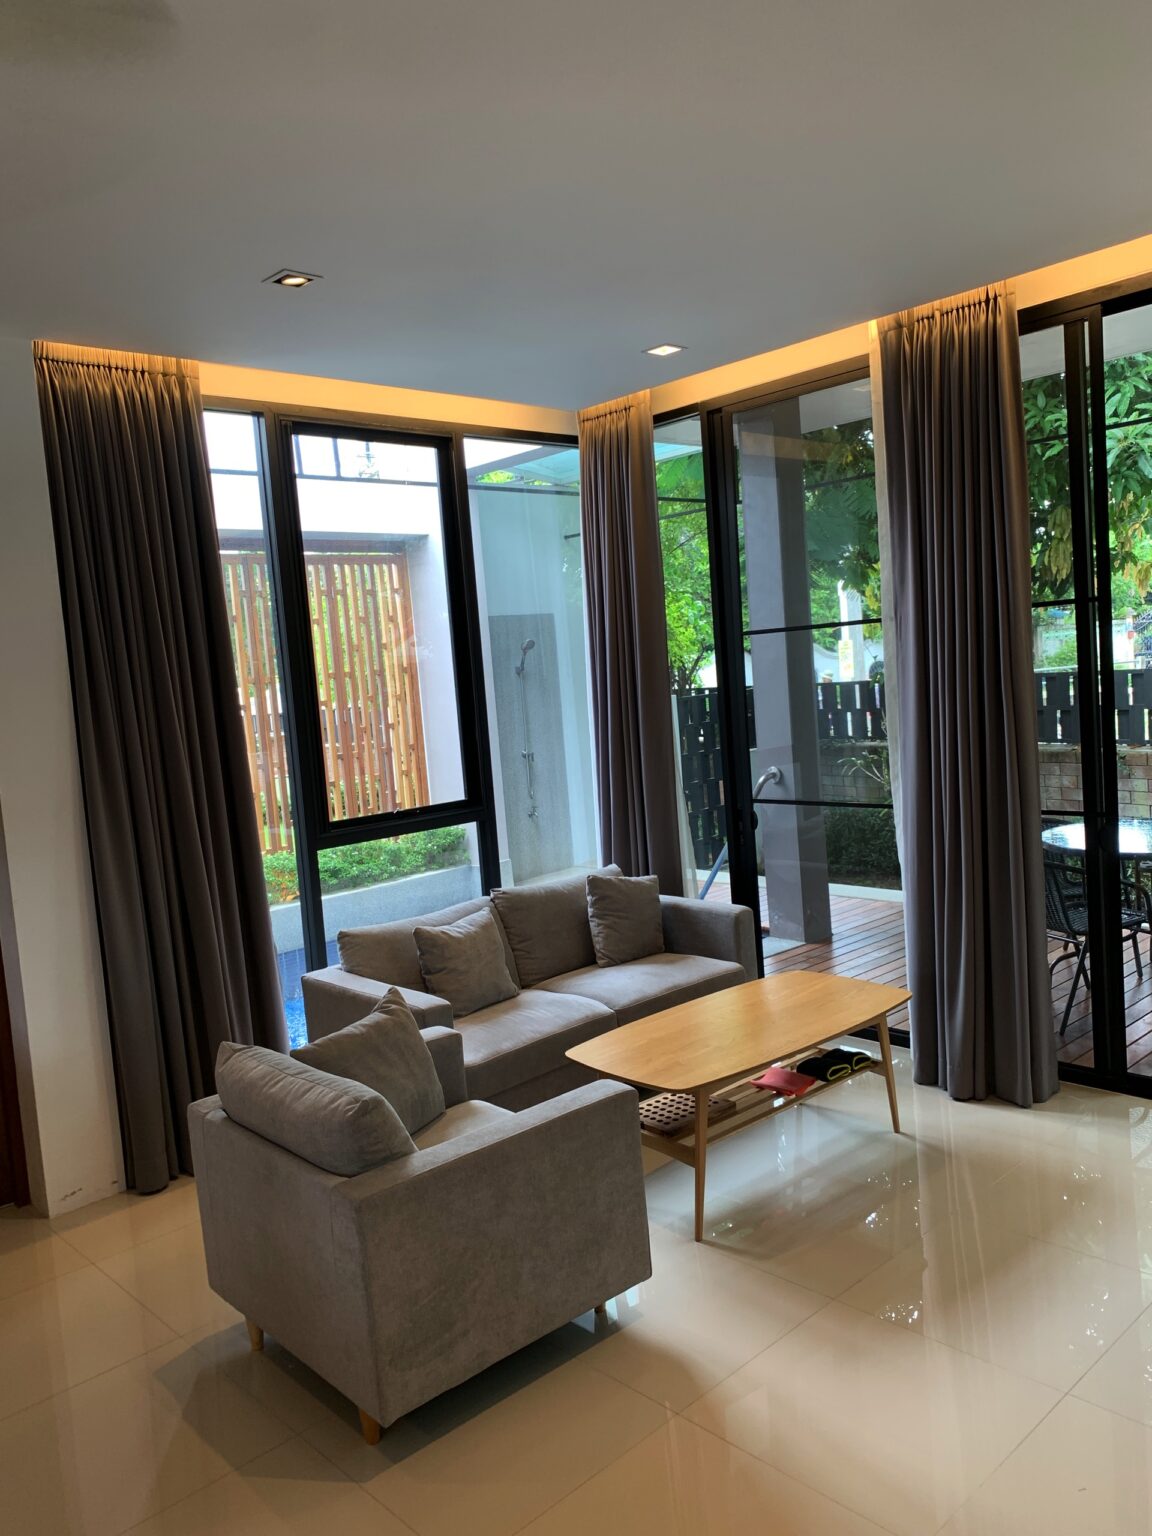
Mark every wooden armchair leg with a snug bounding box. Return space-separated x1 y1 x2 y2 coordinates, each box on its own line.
245 1319 264 1353
359 1409 382 1446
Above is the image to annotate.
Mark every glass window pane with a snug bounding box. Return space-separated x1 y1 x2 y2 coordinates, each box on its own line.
318 829 482 946
296 434 337 477
205 409 301 1037
1033 607 1082 817
466 438 598 886
1020 329 1074 602
292 432 465 818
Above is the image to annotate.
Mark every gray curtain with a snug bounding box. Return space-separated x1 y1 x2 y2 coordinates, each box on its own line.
35 343 286 1193
578 391 684 895
873 286 1056 1105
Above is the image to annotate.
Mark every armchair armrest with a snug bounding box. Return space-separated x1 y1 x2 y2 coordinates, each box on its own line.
659 894 757 979
330 1081 652 1425
420 1026 466 1107
301 965 453 1041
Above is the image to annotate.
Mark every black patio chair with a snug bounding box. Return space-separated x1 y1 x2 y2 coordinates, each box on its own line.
1044 854 1151 1035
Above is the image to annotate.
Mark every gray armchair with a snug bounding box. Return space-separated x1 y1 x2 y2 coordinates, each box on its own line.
189 1026 651 1439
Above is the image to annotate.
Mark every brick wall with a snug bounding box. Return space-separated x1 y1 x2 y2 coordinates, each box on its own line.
1038 744 1152 818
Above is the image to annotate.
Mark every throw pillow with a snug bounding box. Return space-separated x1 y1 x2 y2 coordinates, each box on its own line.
291 989 445 1133
215 1042 414 1176
413 907 520 1017
586 873 665 967
491 864 621 986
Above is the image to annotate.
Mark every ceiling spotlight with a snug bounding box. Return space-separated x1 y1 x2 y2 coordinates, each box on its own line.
645 343 684 357
264 269 322 288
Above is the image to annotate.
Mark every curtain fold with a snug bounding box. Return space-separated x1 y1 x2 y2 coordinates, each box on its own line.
35 341 286 1193
872 286 1056 1105
578 391 684 894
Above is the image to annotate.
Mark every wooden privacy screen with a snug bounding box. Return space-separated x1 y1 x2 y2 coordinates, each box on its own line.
220 547 429 850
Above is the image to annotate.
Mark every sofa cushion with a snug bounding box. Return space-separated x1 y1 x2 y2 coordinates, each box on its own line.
337 896 519 992
414 908 520 1018
587 873 665 967
490 865 621 988
215 1042 414 1176
413 1099 514 1149
537 952 745 1027
290 989 445 1133
456 989 616 1101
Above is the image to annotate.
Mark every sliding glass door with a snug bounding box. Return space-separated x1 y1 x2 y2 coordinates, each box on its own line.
1026 299 1152 1090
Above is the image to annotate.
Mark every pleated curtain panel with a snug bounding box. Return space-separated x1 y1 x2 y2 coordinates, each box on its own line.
578 391 684 895
35 343 286 1193
871 286 1057 1104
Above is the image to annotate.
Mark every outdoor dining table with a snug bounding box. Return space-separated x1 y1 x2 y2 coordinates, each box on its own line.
1042 817 1152 886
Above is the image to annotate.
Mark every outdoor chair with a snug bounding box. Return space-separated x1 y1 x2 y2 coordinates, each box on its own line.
1044 854 1151 1035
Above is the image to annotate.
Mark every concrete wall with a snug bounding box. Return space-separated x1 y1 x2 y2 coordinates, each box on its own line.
0 338 124 1215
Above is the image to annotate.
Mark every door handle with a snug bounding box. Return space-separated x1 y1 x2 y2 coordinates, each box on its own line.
753 767 783 797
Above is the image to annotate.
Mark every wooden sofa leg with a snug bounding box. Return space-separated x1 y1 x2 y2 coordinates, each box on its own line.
359 1409 383 1446
245 1319 264 1352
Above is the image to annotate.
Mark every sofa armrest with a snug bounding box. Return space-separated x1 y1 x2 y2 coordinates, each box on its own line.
659 894 757 979
331 1081 652 1424
301 965 453 1041
420 1026 466 1107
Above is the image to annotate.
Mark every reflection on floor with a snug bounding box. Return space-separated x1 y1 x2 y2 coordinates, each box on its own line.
704 878 1152 1078
5 1055 1152 1534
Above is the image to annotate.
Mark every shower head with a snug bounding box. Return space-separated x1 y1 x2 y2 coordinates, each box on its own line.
515 637 536 677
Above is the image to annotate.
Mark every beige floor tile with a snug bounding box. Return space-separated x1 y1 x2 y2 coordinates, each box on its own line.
0 1221 91 1300
96 1221 240 1336
520 1417 894 1536
0 1337 294 1536
305 1357 668 1536
123 1436 411 1535
0 1264 175 1420
988 1142 1152 1273
683 1301 1056 1536
51 1178 201 1263
190 1319 354 1433
577 1225 827 1409
1072 1301 1152 1427
840 1211 1152 1389
939 1396 1152 1535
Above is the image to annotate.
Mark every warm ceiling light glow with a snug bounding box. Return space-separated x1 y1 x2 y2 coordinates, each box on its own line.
645 343 684 357
263 269 322 288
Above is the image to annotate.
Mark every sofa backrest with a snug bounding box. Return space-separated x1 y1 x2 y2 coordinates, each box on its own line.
336 867 621 992
338 896 518 991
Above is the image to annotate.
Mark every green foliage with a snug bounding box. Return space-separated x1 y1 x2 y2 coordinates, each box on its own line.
1024 352 1152 606
655 452 715 691
262 826 471 906
801 419 882 624
824 807 900 885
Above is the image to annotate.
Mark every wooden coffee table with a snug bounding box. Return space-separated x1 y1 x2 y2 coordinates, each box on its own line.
567 971 911 1240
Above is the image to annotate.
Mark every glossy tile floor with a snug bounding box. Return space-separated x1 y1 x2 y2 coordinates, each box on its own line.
6 1048 1152 1534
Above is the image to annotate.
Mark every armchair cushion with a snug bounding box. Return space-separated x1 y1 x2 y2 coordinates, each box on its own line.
291 989 445 1133
491 864 620 987
413 1099 514 1149
215 1042 414 1176
587 873 664 966
414 908 520 1017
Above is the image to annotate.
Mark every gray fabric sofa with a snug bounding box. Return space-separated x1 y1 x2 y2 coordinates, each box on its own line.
190 1024 651 1437
302 870 757 1109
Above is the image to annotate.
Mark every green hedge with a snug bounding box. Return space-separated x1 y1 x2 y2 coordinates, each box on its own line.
263 825 471 905
824 806 900 885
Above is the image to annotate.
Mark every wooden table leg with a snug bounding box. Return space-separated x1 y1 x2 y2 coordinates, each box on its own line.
693 1090 708 1242
876 1014 901 1134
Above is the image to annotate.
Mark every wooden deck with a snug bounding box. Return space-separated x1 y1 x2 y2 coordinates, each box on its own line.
704 882 1152 1078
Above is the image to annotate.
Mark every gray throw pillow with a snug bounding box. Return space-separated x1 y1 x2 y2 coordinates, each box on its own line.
491 864 621 986
215 1042 414 1176
291 989 445 1133
587 873 665 967
413 908 520 1017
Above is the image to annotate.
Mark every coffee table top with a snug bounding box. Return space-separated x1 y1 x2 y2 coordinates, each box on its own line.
566 971 911 1093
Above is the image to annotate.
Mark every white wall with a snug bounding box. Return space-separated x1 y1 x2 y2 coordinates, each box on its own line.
0 338 124 1215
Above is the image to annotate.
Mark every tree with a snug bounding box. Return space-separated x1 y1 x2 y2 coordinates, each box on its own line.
655 453 716 691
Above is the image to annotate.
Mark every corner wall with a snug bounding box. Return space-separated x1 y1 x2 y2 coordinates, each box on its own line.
0 337 123 1215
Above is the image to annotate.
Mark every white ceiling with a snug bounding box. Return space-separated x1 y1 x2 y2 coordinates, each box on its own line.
3 1 1151 409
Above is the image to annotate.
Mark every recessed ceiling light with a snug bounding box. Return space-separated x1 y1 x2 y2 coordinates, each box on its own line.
263 269 322 288
645 343 684 357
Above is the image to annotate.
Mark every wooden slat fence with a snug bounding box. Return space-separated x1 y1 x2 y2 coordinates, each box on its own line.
220 547 428 851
